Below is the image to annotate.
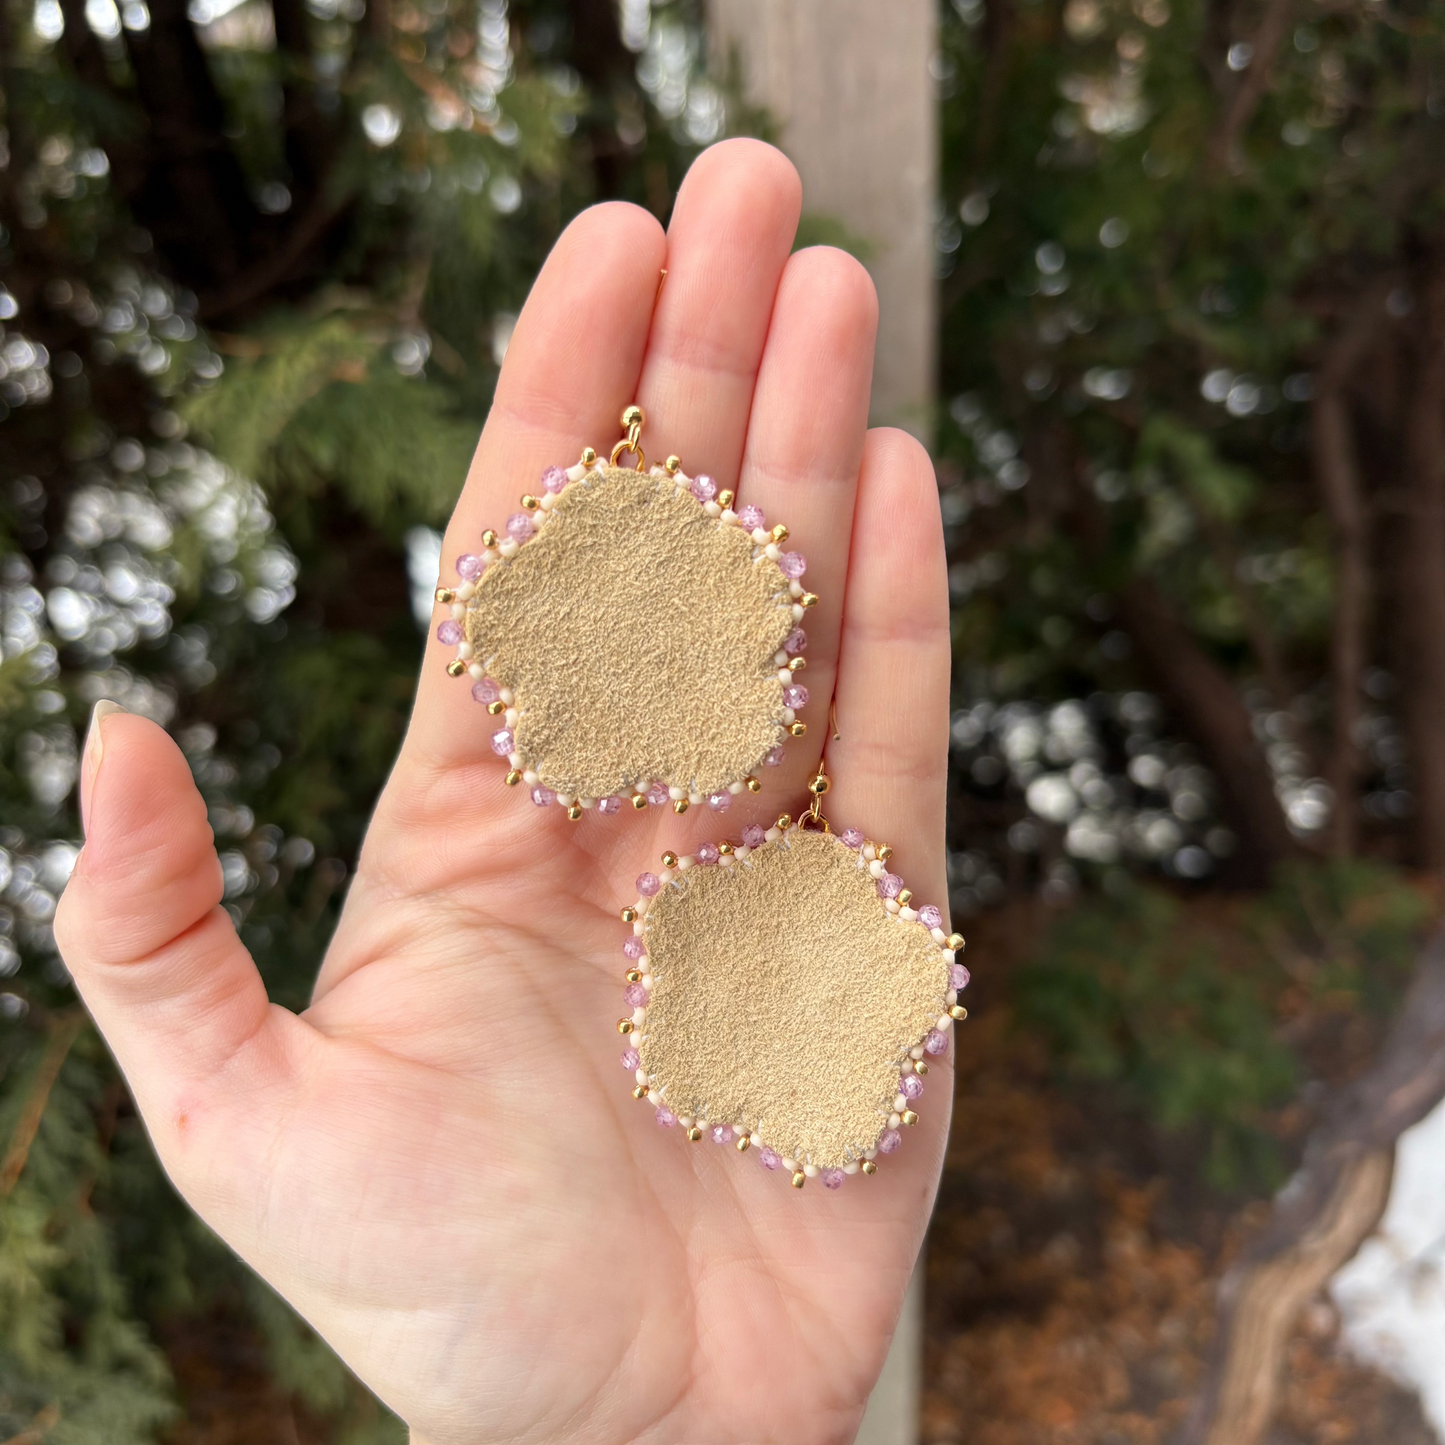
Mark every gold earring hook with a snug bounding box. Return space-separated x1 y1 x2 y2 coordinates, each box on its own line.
800 697 840 832
609 404 646 472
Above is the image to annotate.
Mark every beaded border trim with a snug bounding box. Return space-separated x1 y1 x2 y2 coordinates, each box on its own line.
614 816 971 1191
433 447 820 820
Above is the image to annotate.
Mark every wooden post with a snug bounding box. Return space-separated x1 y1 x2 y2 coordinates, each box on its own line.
709 0 937 438
705 10 936 1441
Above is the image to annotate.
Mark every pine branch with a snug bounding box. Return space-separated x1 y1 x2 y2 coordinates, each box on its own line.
0 1012 86 1198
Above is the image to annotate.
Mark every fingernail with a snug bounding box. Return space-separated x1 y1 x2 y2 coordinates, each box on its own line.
81 700 126 834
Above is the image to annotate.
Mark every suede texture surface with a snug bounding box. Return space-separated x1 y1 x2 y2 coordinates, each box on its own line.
464 465 795 798
637 829 950 1169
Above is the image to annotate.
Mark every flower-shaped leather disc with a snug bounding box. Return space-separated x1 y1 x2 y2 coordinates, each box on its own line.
636 829 951 1170
464 465 796 800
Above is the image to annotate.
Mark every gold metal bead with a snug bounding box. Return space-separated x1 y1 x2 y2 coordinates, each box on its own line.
482 528 498 548
898 888 913 906
718 489 734 509
789 721 807 737
505 769 522 786
665 454 681 475
950 1005 969 1021
625 969 643 984
745 776 761 793
521 494 540 511
581 446 597 466
622 404 645 429
791 1171 806 1188
618 1019 634 1035
633 1084 649 1100
662 851 678 868
776 813 792 831
435 586 456 604
808 775 829 796
771 523 790 544
861 1160 878 1176
877 844 894 861
446 659 467 677
672 798 689 814
487 700 505 715
901 1110 919 1127
621 907 638 923
567 804 583 821
787 656 806 672
687 1126 703 1142
946 933 966 952
736 1134 751 1152
800 592 819 608
631 793 648 810
915 1061 930 1076
718 841 734 855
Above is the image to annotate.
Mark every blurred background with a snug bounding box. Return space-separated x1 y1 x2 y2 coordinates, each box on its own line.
2 0 1445 1440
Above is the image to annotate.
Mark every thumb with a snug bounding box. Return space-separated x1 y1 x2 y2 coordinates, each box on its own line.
55 703 285 1160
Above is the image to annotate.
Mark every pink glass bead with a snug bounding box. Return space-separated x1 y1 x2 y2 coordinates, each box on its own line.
623 937 646 960
710 1124 733 1145
541 465 568 493
877 872 903 900
840 828 865 849
763 744 785 766
758 1146 781 1170
646 782 670 806
598 796 622 815
637 872 661 897
822 1168 845 1189
879 1128 902 1155
901 1073 924 1100
656 1107 677 1128
457 553 484 580
707 791 732 812
951 963 972 991
530 785 555 807
506 512 534 541
691 473 717 501
738 504 765 531
783 683 808 710
697 842 720 866
624 982 648 1008
779 551 807 580
471 677 500 705
925 1029 949 1056
437 620 463 646
919 905 944 930
742 824 766 848
783 627 808 655
490 728 515 757
620 1048 640 1071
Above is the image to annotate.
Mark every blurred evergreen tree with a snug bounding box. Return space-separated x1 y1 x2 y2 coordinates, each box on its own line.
0 0 727 1431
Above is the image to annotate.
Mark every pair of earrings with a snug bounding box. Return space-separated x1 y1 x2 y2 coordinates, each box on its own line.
435 406 968 1192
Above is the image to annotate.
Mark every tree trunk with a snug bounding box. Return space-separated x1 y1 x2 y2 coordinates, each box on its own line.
1178 923 1445 1445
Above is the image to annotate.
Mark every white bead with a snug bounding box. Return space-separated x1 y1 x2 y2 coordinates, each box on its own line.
678 1115 694 1129
749 1132 762 1146
504 708 518 727
777 669 791 684
456 643 474 661
718 853 734 865
764 543 781 561
931 927 947 943
781 1157 796 1173
885 899 900 914
894 1094 908 1112
468 663 485 680
633 920 644 935
792 604 804 620
946 989 958 1006
635 1068 648 1084
457 581 476 600
782 708 795 724
803 1164 819 1179
500 688 515 705
764 828 780 843
728 781 744 795
864 845 878 861
580 796 596 809
634 781 649 794
774 651 788 666
937 1014 954 1032
499 538 520 558
868 859 886 878
721 508 737 524
647 1089 661 1106
556 794 574 807
677 856 693 870
450 602 465 619
888 1113 902 1129
632 1007 646 1025
943 950 956 965
668 786 686 801
901 1059 914 1074
910 1047 925 1061
508 752 523 768
687 791 702 805
641 974 654 988
703 501 721 517
567 463 586 481
789 580 803 598
482 548 498 564
843 1161 860 1175
735 845 750 860
900 906 918 922
864 1148 879 1161
523 770 539 785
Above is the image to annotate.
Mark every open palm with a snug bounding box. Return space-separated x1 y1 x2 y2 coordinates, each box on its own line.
55 140 952 1445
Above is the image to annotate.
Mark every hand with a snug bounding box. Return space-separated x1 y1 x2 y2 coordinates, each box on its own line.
56 139 951 1445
